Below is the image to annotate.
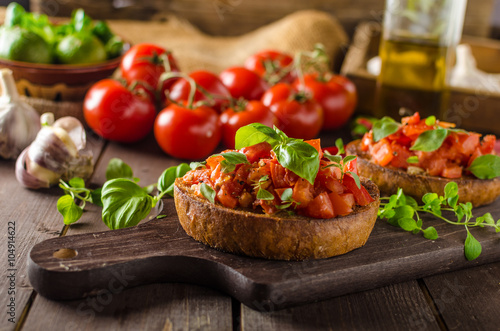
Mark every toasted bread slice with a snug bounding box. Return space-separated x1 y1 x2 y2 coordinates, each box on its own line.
346 140 500 207
174 177 380 261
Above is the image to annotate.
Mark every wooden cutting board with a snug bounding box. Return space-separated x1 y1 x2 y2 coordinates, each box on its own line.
28 199 500 311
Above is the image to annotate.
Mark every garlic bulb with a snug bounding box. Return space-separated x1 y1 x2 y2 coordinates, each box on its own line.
0 68 40 159
15 113 94 189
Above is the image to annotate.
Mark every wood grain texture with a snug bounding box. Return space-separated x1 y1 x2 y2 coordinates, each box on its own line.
0 134 104 330
240 281 441 331
422 262 500 331
27 196 500 311
31 0 495 38
22 136 233 330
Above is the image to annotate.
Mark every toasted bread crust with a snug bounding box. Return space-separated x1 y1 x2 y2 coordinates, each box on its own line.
346 140 500 207
174 177 380 261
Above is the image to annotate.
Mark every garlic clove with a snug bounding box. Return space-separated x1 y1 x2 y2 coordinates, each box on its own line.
27 127 74 174
15 148 51 189
53 116 87 151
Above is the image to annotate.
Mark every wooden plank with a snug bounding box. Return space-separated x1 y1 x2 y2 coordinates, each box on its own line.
0 134 105 330
422 261 500 330
22 283 232 331
240 281 441 331
30 0 495 38
22 136 233 330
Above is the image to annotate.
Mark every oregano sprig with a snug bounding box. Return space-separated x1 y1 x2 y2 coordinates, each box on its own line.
378 182 500 260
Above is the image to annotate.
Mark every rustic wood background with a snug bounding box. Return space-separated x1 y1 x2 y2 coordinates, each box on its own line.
30 0 496 39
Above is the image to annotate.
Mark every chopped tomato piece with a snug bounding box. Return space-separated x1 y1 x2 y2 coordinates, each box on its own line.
328 191 354 216
389 143 411 169
217 188 238 208
292 178 314 207
343 156 358 174
207 155 225 170
371 139 394 166
305 192 335 219
342 173 374 206
401 112 420 126
306 139 323 159
270 162 288 188
241 142 272 163
322 146 339 155
441 164 462 179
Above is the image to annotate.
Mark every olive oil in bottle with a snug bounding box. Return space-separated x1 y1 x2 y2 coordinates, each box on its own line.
375 36 450 119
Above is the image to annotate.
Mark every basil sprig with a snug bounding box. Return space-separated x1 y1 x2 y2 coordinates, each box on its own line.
235 124 319 184
468 154 500 179
210 152 249 173
372 116 400 142
410 128 449 152
57 159 191 229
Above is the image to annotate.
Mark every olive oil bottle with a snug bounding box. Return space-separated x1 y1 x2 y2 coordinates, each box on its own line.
375 36 449 119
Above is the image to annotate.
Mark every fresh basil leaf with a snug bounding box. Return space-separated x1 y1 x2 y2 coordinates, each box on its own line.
464 229 482 261
324 153 342 164
200 183 215 203
158 163 191 197
234 123 280 149
407 156 419 164
410 128 448 152
405 196 419 209
90 188 103 207
425 115 436 126
468 154 500 179
106 158 134 180
57 195 83 225
276 202 293 210
190 161 206 170
69 177 85 188
444 181 458 199
346 171 361 189
212 152 249 173
257 188 275 200
280 188 293 201
101 179 155 230
373 116 400 142
275 140 319 185
335 138 345 155
398 217 418 231
447 195 459 209
422 226 439 240
394 205 415 219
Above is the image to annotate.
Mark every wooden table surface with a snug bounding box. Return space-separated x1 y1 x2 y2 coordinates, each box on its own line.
2 129 500 331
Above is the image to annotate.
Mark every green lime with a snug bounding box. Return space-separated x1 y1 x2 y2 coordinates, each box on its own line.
0 26 52 64
55 33 106 65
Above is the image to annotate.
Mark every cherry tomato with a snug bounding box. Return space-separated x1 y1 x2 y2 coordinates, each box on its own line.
219 67 268 100
293 73 357 130
261 83 323 140
244 50 295 84
120 43 180 102
168 70 231 113
154 103 221 160
220 100 277 149
83 79 156 143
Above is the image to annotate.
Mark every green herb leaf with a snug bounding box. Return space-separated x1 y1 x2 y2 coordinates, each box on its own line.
410 128 449 152
464 229 482 261
425 115 436 126
106 158 134 180
324 153 342 164
212 152 249 173
422 226 439 240
468 154 500 179
157 163 191 197
373 116 400 142
444 182 458 199
398 217 418 231
407 156 419 164
101 179 155 230
335 138 345 154
343 155 357 165
90 188 103 207
69 177 85 188
234 123 279 149
346 171 361 189
275 140 319 185
190 161 206 170
280 188 293 202
257 188 275 201
57 195 83 225
200 183 215 203
477 213 495 226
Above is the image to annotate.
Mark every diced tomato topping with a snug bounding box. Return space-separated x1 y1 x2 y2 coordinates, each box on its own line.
322 146 339 155
441 164 462 179
401 112 420 126
306 139 323 159
389 143 411 169
292 178 315 207
371 139 394 166
328 191 354 216
241 142 272 163
270 162 288 188
217 187 238 208
360 131 373 152
305 192 335 219
342 173 374 206
343 156 358 174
